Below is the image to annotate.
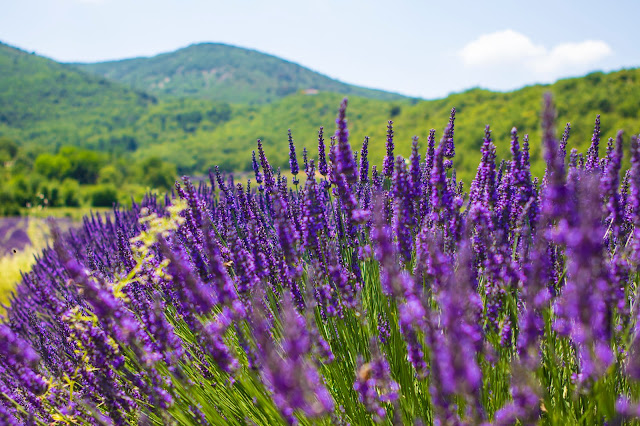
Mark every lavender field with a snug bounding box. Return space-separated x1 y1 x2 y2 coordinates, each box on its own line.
0 217 32 256
1 94 640 424
0 216 75 307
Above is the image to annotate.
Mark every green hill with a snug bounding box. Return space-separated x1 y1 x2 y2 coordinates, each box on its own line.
136 70 640 184
0 42 159 149
0 42 236 154
1 40 639 194
71 43 409 104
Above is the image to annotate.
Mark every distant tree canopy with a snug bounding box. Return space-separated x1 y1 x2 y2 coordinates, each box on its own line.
0 136 19 160
91 184 118 207
33 148 105 184
2 40 640 212
34 154 71 180
141 157 177 190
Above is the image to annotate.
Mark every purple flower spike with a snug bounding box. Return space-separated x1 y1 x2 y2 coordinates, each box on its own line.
586 114 601 173
409 136 421 199
444 107 456 159
540 93 568 224
302 147 308 175
203 310 238 374
559 122 571 163
554 174 613 385
353 347 399 422
359 136 370 184
629 135 640 265
252 150 263 185
0 325 47 396
470 125 497 208
383 121 395 178
288 129 299 185
257 139 275 192
253 292 334 423
393 156 414 264
602 130 624 240
334 98 358 184
317 126 328 177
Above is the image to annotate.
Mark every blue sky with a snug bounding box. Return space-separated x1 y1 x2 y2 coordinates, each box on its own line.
2 0 639 99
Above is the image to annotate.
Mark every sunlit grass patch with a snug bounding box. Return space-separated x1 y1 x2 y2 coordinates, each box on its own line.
0 218 53 310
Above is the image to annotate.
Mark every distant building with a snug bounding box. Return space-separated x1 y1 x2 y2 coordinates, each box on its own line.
301 88 319 95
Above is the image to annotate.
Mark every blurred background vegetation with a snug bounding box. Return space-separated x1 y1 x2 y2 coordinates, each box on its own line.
1 39 639 301
2 41 640 218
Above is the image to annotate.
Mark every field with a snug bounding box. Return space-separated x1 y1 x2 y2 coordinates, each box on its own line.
2 95 640 424
0 217 47 306
0 209 94 308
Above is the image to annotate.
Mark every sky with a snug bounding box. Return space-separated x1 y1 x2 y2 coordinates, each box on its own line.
2 0 640 99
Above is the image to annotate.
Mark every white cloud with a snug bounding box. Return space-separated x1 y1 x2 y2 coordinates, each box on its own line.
534 40 612 73
459 30 545 67
458 30 612 76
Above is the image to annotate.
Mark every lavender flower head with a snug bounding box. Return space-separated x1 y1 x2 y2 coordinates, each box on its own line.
444 107 456 159
252 150 263 185
383 120 395 178
586 114 601 173
359 136 370 183
334 98 358 184
288 129 299 185
317 126 328 177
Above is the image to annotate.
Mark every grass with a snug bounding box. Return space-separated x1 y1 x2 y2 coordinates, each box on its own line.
21 206 112 220
0 218 50 309
0 207 96 311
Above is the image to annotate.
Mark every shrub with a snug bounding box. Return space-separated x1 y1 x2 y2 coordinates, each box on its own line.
91 184 118 207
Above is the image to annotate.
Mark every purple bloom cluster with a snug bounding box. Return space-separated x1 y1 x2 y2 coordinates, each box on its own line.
2 95 640 424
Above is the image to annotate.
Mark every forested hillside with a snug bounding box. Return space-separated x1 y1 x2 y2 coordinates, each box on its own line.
137 69 640 183
72 43 409 104
1 40 639 214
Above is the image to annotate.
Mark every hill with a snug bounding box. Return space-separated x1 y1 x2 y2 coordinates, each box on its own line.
72 43 409 104
135 69 640 184
0 41 158 149
1 40 639 193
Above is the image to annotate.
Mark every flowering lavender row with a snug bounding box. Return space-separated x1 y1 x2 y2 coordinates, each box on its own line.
2 94 640 424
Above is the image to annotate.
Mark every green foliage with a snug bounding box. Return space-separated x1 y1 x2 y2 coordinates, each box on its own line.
33 148 105 184
176 110 203 132
140 157 177 190
34 153 71 180
0 42 153 152
60 147 105 184
91 184 118 207
60 178 81 207
0 136 18 159
73 43 408 105
37 182 60 207
95 134 138 153
98 164 123 186
206 102 232 123
2 41 640 211
0 189 21 215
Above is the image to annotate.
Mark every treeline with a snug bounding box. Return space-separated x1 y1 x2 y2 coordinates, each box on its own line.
2 38 640 213
0 136 176 216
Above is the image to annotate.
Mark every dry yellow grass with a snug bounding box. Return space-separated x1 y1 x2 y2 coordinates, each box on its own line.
0 218 51 312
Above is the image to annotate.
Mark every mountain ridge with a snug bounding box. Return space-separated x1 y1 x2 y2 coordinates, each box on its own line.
1 39 639 186
71 42 411 104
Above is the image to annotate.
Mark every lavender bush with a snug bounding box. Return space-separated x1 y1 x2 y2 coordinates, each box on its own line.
2 94 640 425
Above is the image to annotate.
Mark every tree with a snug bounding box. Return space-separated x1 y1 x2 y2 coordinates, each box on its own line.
34 154 71 180
91 184 118 207
141 157 177 190
0 136 19 159
59 147 105 184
